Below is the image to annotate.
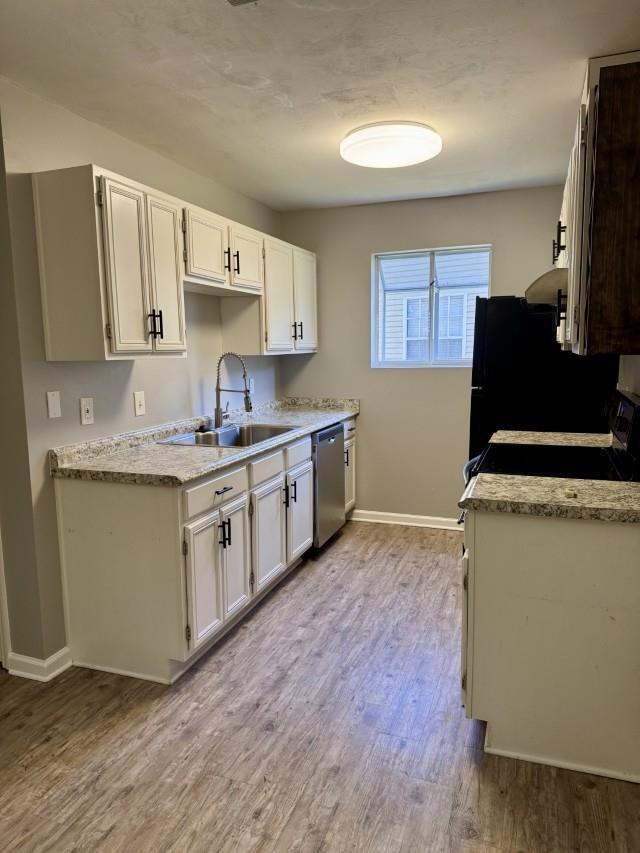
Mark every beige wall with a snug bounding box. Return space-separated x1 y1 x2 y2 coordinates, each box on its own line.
281 186 563 519
619 357 640 396
0 77 282 658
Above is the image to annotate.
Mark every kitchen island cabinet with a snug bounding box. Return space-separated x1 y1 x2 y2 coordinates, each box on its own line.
460 475 640 783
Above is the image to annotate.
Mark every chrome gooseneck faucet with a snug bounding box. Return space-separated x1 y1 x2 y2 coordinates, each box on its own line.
214 352 253 428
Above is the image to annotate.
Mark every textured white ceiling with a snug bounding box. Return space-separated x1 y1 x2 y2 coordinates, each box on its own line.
1 0 639 210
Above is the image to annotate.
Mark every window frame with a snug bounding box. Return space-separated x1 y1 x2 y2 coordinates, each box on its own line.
402 295 429 362
371 244 492 369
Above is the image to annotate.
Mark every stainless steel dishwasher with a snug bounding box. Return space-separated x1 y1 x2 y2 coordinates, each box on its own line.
311 424 346 547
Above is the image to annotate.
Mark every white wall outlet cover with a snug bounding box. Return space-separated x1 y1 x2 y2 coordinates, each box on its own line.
80 397 94 426
249 377 255 394
133 390 146 416
46 390 62 419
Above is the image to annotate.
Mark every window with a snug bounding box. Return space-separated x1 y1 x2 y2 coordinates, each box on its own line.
372 246 491 367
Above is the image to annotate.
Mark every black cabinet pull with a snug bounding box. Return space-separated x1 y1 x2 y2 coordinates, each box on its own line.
157 309 164 340
218 518 232 548
283 484 290 507
344 448 350 466
553 220 567 263
148 311 158 338
298 321 303 340
233 251 240 275
292 322 298 341
224 247 231 272
214 485 234 497
291 480 297 503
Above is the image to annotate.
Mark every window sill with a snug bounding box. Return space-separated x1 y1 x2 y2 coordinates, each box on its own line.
371 361 472 369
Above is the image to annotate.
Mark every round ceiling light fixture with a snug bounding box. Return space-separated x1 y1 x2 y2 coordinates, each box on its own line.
340 121 443 169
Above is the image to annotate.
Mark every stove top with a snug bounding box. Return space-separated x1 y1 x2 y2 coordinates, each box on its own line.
476 443 623 481
471 389 640 484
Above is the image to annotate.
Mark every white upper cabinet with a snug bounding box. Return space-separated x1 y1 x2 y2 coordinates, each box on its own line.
184 206 230 286
220 238 318 356
293 247 318 352
33 165 186 360
33 164 316 361
264 237 295 353
230 224 264 293
146 193 187 352
100 177 153 353
101 177 186 355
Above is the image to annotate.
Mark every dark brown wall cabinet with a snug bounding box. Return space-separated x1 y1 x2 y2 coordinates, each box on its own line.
555 53 640 355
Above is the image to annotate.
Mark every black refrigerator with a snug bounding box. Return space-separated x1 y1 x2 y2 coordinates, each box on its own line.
468 297 619 460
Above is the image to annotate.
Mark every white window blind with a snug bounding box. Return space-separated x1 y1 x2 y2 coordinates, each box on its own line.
372 246 491 367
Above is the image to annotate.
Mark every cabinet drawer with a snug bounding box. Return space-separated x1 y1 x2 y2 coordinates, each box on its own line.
183 467 248 520
284 437 312 470
343 418 357 437
249 450 284 488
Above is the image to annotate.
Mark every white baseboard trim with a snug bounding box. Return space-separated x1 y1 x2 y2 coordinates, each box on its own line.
7 646 72 682
484 741 640 785
350 509 460 531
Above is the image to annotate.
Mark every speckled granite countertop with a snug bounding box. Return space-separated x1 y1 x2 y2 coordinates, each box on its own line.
461 428 640 524
490 430 612 448
50 398 358 487
459 474 640 524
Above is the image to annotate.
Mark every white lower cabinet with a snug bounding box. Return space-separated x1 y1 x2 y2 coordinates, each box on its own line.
220 494 251 618
286 460 314 563
462 508 640 781
184 510 224 649
251 474 288 591
344 436 356 512
57 428 362 685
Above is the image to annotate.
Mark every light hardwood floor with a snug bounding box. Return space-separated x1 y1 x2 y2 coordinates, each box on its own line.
1 522 638 852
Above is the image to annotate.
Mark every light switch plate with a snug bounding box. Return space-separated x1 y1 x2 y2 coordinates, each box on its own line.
80 397 94 425
133 390 146 417
46 390 62 419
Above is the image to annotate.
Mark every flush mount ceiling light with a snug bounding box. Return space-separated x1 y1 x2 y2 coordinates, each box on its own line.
340 122 443 169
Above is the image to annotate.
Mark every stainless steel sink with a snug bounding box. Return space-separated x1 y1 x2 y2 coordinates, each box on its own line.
160 423 296 448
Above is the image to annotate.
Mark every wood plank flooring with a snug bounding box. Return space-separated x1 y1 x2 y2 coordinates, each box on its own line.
1 521 638 852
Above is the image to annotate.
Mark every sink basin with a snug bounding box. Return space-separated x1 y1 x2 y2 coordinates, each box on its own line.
160 423 297 448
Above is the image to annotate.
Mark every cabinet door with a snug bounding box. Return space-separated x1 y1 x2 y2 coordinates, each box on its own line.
293 248 318 351
286 460 314 564
220 494 251 618
184 511 224 650
146 194 187 352
345 437 356 513
184 207 230 285
100 177 153 353
230 224 264 292
461 547 470 713
251 475 287 591
264 238 295 353
565 104 587 348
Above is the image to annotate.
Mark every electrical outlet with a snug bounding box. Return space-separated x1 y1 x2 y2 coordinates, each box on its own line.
46 391 62 419
80 397 94 425
133 390 146 417
249 377 255 394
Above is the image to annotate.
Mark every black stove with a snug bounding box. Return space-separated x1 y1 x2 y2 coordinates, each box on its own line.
472 390 640 483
